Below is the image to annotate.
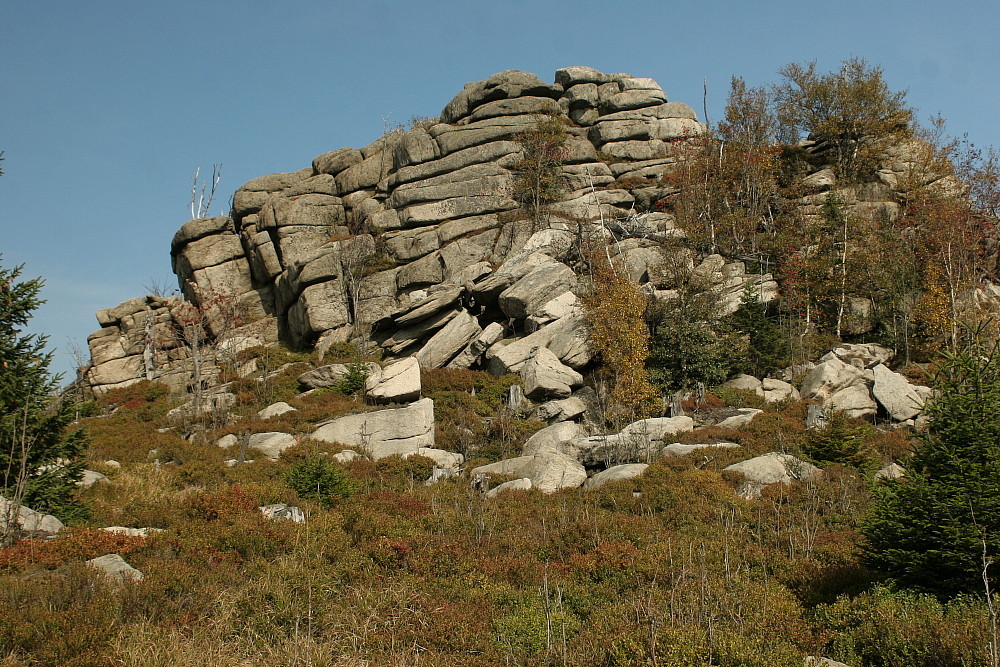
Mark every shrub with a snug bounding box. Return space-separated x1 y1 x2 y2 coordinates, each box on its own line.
804 412 877 467
334 360 368 395
284 455 354 508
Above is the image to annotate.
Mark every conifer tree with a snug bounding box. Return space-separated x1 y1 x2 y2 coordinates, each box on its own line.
864 326 1000 596
0 257 87 526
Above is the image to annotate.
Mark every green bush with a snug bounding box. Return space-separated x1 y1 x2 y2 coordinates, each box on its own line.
804 412 877 467
335 360 369 395
284 455 355 508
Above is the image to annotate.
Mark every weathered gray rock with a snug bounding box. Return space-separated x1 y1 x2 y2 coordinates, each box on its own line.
829 343 893 368
297 361 379 390
875 462 906 481
472 451 586 493
716 408 762 429
391 141 521 188
78 469 109 488
800 357 868 404
87 554 143 584
259 504 306 523
0 497 63 535
829 384 878 420
333 450 364 464
248 432 298 460
312 147 363 176
404 447 464 470
721 374 764 396
523 421 588 456
485 477 533 498
555 66 612 87
310 398 435 459
584 463 649 489
468 96 561 122
804 657 852 667
521 346 583 400
102 526 164 538
535 395 588 423
257 401 297 420
599 89 668 114
487 310 592 375
447 321 505 369
573 417 695 465
872 364 925 421
171 216 235 250
383 307 461 355
761 378 800 403
498 262 577 320
366 357 421 404
394 285 464 326
286 281 351 345
724 453 821 499
414 311 482 369
432 116 540 156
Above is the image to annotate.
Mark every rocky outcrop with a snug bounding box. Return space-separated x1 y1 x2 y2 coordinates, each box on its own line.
83 66 711 402
798 344 929 422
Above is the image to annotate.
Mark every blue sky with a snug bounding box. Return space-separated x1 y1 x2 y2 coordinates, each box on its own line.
2 0 998 378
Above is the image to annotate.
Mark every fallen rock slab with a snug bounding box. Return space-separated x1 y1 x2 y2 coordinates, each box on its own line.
87 554 143 584
310 398 435 459
259 504 306 523
486 478 533 498
257 401 297 419
871 364 924 421
366 357 421 404
724 452 821 499
584 463 648 489
0 497 63 535
248 432 298 460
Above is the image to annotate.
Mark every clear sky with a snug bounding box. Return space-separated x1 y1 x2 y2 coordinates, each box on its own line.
3 0 999 379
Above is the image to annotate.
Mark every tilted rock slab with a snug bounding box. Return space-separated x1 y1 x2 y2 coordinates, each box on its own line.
310 398 435 459
871 363 926 421
87 554 144 584
724 452 821 500
365 357 422 404
472 451 587 494
584 463 649 489
572 416 695 466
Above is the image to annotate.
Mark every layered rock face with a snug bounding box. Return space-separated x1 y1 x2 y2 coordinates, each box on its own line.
86 66 763 396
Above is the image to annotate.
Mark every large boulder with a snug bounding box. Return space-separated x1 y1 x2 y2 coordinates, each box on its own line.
310 398 435 459
724 452 821 499
572 416 695 466
87 554 144 584
414 311 483 369
871 364 925 421
584 463 648 489
248 432 298 460
521 346 584 400
523 421 588 456
485 477 533 499
472 451 587 493
0 497 63 535
366 357 422 404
